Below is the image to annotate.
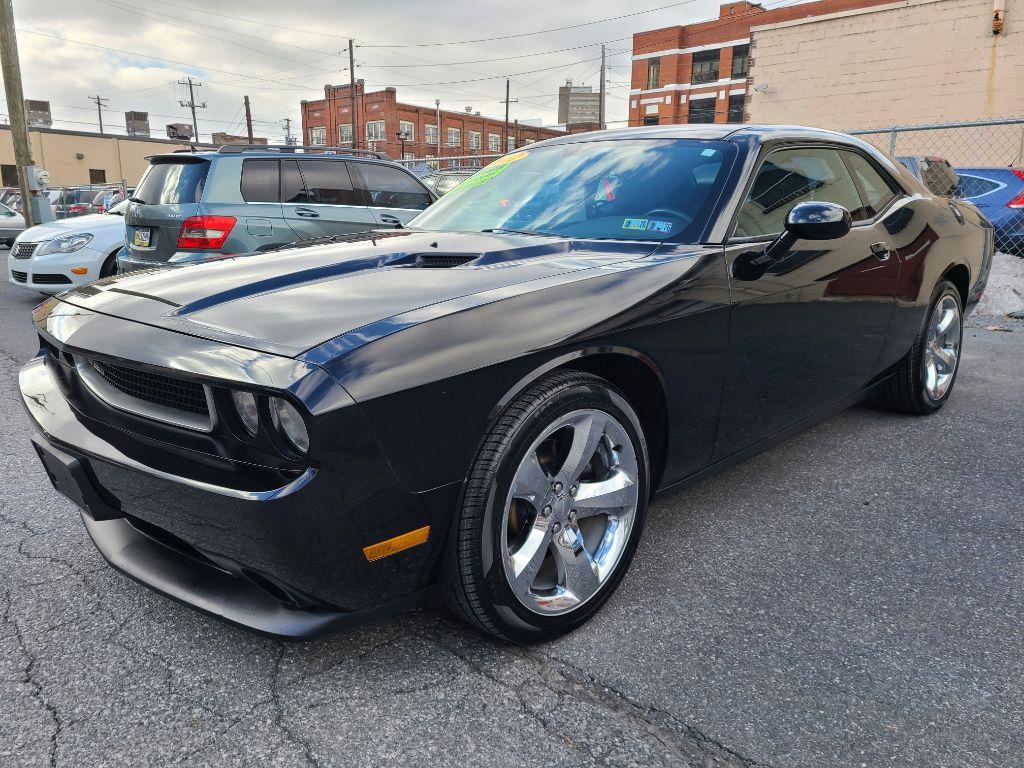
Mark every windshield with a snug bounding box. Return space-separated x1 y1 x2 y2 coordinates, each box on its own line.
134 159 209 205
410 139 736 242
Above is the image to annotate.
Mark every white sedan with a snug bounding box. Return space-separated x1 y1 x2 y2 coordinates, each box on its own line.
8 199 128 294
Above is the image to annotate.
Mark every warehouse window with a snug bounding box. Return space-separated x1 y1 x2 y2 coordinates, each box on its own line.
426 124 439 145
89 169 107 184
309 126 326 145
646 58 661 89
1 164 17 186
488 133 500 152
468 131 481 150
365 120 386 143
447 127 461 147
727 94 745 123
688 97 717 124
338 124 353 145
691 50 720 84
399 120 415 141
731 45 749 78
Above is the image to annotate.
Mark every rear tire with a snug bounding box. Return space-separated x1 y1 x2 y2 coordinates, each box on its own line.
879 279 963 415
448 371 649 642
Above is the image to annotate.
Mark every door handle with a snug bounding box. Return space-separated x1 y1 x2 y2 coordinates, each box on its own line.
294 207 319 218
870 242 891 261
378 214 402 227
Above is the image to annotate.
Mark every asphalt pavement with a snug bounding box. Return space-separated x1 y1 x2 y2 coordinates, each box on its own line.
2 255 1022 767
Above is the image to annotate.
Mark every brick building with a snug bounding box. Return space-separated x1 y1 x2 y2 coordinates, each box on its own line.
300 82 565 165
628 0 895 127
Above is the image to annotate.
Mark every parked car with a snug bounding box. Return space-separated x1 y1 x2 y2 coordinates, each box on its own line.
896 156 960 197
8 198 128 293
0 201 26 246
955 166 1024 256
118 145 436 272
21 125 990 642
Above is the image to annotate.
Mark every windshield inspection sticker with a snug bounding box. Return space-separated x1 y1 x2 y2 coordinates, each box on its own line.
622 218 674 234
448 150 530 194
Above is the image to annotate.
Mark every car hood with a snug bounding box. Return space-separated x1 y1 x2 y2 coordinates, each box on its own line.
54 230 659 357
21 213 123 241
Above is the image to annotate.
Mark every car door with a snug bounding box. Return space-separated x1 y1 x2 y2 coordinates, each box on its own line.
281 159 377 239
713 145 901 460
351 161 434 228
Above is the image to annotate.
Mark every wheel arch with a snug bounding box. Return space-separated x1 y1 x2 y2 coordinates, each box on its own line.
940 262 971 308
488 347 670 492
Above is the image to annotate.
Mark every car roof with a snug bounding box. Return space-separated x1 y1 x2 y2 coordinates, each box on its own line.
532 123 869 148
143 150 397 164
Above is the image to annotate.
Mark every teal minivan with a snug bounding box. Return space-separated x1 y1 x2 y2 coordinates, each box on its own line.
119 145 436 272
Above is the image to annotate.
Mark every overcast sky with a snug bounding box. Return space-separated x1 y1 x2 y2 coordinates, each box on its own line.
3 0 807 146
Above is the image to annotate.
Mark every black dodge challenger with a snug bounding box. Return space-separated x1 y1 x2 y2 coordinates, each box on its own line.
20 125 992 642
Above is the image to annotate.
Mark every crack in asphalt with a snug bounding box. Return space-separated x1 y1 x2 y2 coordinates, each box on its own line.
3 589 64 768
421 621 768 768
270 643 322 768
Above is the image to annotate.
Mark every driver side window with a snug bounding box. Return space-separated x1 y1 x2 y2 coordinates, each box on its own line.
734 147 864 238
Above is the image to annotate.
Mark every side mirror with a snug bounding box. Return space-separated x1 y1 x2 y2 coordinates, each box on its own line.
736 202 854 280
785 201 852 241
760 201 852 263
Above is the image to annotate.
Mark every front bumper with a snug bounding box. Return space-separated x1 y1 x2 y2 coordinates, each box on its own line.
19 328 458 638
8 246 107 293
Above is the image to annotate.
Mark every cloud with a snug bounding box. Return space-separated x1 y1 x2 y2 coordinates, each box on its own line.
4 0 728 143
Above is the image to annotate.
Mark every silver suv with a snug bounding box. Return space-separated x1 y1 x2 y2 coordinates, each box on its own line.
119 145 436 272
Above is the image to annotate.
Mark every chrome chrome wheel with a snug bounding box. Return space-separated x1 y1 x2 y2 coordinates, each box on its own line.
500 408 639 616
923 293 961 401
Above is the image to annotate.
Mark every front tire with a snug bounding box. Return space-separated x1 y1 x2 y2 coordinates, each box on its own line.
448 371 649 642
879 279 963 414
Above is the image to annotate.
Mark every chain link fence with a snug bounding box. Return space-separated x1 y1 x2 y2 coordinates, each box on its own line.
849 118 1024 255
396 153 502 196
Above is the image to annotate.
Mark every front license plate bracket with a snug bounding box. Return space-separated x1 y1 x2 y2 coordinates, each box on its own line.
31 435 123 521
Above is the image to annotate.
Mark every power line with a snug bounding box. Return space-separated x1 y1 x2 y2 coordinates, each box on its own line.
358 0 706 47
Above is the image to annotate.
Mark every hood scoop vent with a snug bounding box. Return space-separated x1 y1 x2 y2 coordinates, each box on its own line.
412 253 479 268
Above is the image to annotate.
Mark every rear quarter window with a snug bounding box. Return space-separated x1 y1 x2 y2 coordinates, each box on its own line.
958 175 1003 199
135 160 209 205
357 163 432 210
240 159 280 203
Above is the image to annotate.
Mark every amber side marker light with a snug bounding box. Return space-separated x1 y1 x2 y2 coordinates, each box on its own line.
362 526 430 562
70 267 88 275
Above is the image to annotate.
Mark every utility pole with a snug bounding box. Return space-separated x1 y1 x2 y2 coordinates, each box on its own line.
243 95 254 142
598 44 607 130
89 94 109 134
281 117 295 145
435 98 442 164
0 0 36 226
348 40 358 149
501 79 517 151
177 76 206 142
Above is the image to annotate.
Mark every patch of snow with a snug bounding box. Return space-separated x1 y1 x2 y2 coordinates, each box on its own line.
975 251 1024 317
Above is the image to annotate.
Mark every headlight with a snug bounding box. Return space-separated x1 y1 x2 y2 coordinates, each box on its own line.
231 390 259 436
268 397 309 454
37 234 94 255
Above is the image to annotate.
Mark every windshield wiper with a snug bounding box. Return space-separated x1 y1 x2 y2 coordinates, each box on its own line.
128 196 147 205
481 227 550 237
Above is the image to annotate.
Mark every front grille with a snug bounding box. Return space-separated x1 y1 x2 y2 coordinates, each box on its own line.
12 242 38 259
90 360 210 417
11 270 26 283
32 273 73 285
